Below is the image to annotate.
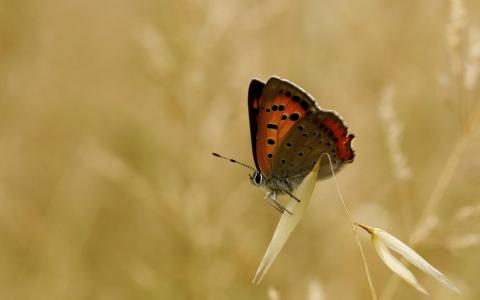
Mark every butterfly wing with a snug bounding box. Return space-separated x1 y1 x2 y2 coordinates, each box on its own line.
249 77 320 177
248 79 266 171
271 110 355 184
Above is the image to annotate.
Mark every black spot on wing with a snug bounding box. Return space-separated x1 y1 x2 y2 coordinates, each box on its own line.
290 113 300 121
300 100 310 110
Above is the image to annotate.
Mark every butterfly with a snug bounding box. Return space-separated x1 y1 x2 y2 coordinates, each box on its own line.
214 77 355 213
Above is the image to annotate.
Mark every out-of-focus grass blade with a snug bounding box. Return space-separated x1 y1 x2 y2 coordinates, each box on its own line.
252 161 320 284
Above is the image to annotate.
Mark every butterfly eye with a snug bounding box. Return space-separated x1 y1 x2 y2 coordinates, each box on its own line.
254 172 263 185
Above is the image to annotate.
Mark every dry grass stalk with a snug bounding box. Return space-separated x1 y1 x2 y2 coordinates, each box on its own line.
454 203 480 222
464 28 480 91
380 1 477 298
381 129 470 300
447 233 480 250
446 0 468 77
325 156 379 300
378 84 413 181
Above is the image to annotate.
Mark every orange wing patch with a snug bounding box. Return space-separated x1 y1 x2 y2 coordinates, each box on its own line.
255 97 309 177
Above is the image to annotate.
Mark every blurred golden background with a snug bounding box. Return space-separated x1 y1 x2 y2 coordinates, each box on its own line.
1 0 479 299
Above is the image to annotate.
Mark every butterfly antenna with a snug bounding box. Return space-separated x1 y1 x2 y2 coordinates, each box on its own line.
212 152 256 171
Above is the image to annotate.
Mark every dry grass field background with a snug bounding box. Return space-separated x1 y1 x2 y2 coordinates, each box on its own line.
1 0 480 299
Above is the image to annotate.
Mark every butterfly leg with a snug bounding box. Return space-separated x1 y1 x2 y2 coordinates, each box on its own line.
283 189 301 203
265 191 293 215
266 199 286 214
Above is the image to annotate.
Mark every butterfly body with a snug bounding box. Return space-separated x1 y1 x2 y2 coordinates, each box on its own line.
247 77 355 207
